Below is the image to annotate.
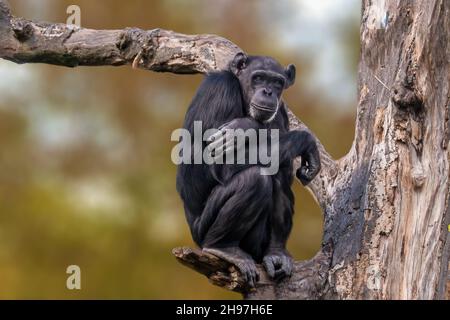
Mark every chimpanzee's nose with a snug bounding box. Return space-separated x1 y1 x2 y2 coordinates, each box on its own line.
263 88 273 96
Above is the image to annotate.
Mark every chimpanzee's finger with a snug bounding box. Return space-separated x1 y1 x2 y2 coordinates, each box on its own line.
222 139 237 154
281 255 293 277
207 130 226 144
263 256 276 279
207 135 226 152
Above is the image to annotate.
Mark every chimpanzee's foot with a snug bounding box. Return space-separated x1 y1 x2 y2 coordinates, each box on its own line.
263 248 293 280
203 247 259 288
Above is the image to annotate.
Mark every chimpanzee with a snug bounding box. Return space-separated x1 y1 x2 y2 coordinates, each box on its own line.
176 53 321 287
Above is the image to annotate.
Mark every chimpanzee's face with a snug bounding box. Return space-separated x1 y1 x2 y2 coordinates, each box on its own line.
230 54 296 123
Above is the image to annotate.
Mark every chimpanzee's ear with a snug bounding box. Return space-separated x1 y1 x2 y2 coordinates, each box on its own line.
285 64 296 88
230 52 248 76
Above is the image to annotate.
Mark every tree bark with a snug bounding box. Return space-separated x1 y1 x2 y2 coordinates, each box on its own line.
0 0 448 299
321 0 450 300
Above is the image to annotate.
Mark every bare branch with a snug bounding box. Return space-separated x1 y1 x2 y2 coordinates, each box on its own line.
0 11 240 73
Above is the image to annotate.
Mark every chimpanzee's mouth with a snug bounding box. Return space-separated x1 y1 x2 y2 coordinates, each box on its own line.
251 103 275 113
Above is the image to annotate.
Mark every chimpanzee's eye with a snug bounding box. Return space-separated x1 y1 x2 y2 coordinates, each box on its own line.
253 75 263 84
274 79 284 89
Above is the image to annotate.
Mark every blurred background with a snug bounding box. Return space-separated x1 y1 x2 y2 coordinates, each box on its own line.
0 0 359 299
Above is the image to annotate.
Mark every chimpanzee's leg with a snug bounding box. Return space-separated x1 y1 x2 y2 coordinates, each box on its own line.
202 171 273 248
200 166 273 287
262 172 295 280
239 204 272 263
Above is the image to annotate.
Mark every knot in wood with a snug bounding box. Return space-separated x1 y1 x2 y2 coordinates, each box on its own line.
411 164 426 188
12 19 33 42
392 83 423 112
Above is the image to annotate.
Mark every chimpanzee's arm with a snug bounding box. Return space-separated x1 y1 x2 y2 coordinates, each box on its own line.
205 117 262 183
278 129 321 185
207 117 321 185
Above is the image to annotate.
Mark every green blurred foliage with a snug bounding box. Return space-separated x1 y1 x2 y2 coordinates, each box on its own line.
0 0 358 299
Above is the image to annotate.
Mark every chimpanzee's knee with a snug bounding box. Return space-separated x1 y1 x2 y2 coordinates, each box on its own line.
237 166 273 199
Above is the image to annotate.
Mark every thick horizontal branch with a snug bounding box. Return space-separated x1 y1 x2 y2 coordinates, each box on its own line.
173 246 332 299
0 3 239 73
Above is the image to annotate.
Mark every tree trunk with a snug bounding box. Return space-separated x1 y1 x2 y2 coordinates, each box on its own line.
319 0 450 300
0 0 448 299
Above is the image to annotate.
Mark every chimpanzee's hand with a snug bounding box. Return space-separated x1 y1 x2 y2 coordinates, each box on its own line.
263 248 293 280
295 132 321 186
206 118 257 161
